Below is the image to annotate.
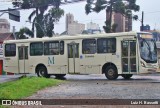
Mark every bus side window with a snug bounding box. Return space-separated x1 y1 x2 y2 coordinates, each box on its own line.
44 41 59 55
30 42 43 56
97 38 116 53
82 39 96 54
5 44 16 57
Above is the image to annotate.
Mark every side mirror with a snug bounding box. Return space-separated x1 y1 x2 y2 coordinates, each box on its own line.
141 42 144 47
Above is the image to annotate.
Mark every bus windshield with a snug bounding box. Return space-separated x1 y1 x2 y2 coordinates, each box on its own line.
138 34 157 63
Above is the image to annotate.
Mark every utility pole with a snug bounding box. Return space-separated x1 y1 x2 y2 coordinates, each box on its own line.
141 11 144 31
12 26 16 40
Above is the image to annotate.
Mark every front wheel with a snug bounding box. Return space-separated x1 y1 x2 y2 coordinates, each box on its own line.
105 66 118 80
36 66 50 78
122 74 133 79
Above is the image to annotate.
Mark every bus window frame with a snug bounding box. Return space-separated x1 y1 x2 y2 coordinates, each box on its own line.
5 43 16 57
44 41 60 55
30 42 43 56
97 38 116 54
82 38 97 54
60 41 64 55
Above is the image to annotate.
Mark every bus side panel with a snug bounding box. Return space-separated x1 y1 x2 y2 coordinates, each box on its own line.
79 38 105 74
3 43 18 74
47 55 68 74
4 56 18 73
80 37 122 75
80 54 105 74
29 55 68 74
28 56 46 73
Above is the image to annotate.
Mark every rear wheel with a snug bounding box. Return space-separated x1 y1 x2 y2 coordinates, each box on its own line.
122 74 133 79
105 66 118 80
36 66 50 78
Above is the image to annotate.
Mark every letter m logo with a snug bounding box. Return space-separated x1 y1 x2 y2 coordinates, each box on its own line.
48 57 54 64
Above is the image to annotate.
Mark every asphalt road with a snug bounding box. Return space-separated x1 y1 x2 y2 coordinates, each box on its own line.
0 75 22 83
27 74 160 99
1 73 160 84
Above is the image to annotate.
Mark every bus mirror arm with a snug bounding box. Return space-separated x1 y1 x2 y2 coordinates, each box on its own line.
141 42 144 47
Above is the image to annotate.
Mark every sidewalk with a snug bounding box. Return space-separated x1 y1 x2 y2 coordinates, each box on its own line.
0 75 22 83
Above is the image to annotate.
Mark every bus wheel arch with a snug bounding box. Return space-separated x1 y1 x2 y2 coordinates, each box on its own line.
102 63 118 80
35 64 50 78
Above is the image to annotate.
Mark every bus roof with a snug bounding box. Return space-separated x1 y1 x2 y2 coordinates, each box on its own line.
3 31 151 44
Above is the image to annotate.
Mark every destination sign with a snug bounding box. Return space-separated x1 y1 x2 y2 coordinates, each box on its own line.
140 34 153 39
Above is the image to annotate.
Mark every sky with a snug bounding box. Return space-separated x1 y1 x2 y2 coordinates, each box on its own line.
0 0 160 34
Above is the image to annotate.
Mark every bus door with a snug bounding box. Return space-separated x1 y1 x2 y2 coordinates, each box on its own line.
68 42 80 74
18 45 29 73
121 40 137 74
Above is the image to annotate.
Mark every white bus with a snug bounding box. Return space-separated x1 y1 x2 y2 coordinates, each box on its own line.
3 32 158 80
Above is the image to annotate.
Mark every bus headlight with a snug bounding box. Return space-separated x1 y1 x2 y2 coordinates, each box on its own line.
140 61 145 67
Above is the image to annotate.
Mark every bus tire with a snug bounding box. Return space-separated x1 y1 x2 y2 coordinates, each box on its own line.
36 66 50 78
55 74 66 78
122 74 133 79
105 66 118 80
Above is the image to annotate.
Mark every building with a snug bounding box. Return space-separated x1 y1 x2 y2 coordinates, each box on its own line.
87 22 100 30
106 12 132 32
66 13 85 35
140 24 150 31
67 21 85 35
0 19 10 33
113 12 132 32
86 22 101 34
66 13 74 32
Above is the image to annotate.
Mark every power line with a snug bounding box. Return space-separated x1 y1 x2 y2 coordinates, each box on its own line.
145 10 160 14
0 0 86 12
135 10 160 16
0 3 12 7
1 0 160 16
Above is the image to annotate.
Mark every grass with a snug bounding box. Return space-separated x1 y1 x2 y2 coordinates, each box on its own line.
0 76 62 99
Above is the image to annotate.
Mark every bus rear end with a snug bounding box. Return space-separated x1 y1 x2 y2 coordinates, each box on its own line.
3 41 18 74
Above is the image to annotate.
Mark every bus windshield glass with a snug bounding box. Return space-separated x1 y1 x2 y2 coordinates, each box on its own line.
138 33 157 63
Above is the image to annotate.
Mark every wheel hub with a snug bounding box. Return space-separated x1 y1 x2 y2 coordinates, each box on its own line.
39 70 45 76
108 69 114 76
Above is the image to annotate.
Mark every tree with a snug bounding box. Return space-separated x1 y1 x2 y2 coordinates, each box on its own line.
16 27 34 39
43 8 64 37
85 0 140 33
12 0 64 38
